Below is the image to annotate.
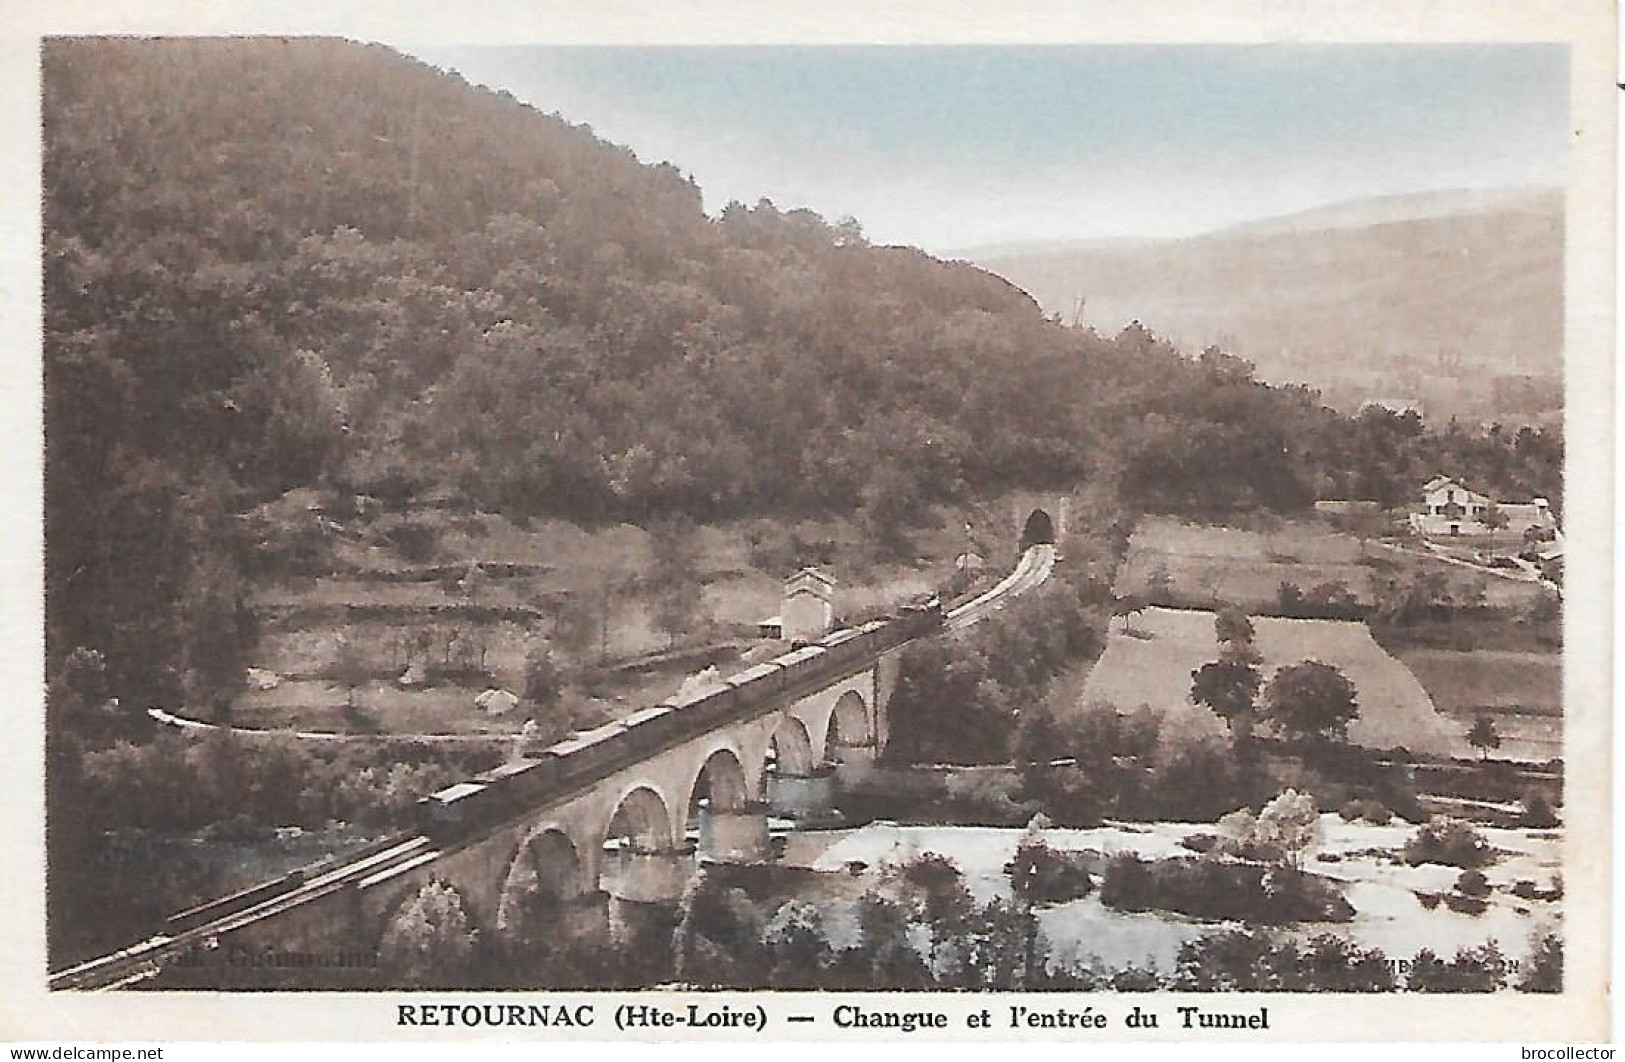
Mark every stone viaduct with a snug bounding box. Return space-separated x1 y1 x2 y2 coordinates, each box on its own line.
57 505 1068 991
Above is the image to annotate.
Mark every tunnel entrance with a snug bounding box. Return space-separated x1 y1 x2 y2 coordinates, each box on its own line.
1020 508 1055 550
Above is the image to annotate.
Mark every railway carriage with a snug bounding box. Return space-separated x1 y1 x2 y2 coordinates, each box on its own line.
412 594 946 844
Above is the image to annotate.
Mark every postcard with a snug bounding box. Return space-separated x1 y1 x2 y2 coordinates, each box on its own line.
3 0 1613 1044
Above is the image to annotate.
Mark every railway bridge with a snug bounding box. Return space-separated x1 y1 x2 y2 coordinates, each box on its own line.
53 538 1059 991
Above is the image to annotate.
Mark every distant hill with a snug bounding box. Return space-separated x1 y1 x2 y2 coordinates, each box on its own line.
968 189 1564 424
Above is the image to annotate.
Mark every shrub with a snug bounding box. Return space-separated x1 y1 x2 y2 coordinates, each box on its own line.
1179 833 1219 855
1005 839 1095 905
1406 943 1508 993
1519 787 1560 828
1099 855 1352 925
1402 817 1494 869
1339 798 1393 825
1172 931 1395 992
1207 807 1283 862
1098 853 1155 913
1517 929 1563 993
1297 934 1397 992
1109 966 1166 992
1455 870 1491 898
1509 877 1562 905
1442 893 1488 916
388 519 441 563
378 879 477 988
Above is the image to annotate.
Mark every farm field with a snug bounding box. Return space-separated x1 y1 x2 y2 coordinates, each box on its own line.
1116 515 1550 612
1397 650 1561 713
1079 606 1458 754
1398 649 1562 762
1115 516 1378 608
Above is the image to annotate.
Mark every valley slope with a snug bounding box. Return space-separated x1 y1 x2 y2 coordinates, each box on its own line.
966 189 1563 424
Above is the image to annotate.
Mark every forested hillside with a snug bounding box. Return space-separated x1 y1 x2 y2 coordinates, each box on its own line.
43 37 1560 710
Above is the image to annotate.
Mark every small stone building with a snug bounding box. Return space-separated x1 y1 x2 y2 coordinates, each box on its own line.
781 567 837 644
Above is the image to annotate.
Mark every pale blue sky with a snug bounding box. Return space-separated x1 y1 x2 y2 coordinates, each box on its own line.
413 44 1568 253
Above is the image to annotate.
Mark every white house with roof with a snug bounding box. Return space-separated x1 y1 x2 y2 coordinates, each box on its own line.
1411 475 1557 539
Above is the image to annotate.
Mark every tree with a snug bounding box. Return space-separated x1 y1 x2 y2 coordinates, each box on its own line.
1295 934 1397 992
330 632 371 710
859 460 924 560
1213 606 1255 649
1172 929 1294 991
1373 568 1450 627
522 641 563 714
1480 503 1510 532
552 592 603 663
1112 593 1147 634
1146 563 1176 604
888 853 974 974
885 639 1013 766
1344 508 1390 552
1190 657 1263 745
845 891 930 989
1406 943 1508 993
378 879 477 988
647 517 701 649
953 898 1044 990
1465 714 1502 760
1304 579 1357 616
1260 661 1360 744
1254 789 1321 871
1517 928 1563 993
1523 523 1557 547
672 875 767 988
1275 580 1305 614
762 899 829 988
1403 817 1493 869
49 645 121 744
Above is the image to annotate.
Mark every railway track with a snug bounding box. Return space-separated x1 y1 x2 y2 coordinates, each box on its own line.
946 543 1055 630
48 834 433 991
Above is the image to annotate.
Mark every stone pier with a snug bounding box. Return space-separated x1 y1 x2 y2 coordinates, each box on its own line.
768 766 840 823
606 845 693 948
698 802 772 864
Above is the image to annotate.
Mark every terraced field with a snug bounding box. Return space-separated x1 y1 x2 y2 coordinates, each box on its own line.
228 500 979 737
